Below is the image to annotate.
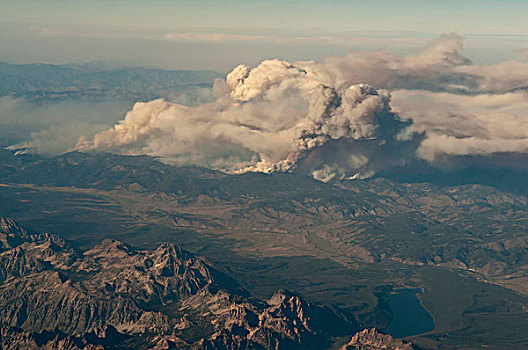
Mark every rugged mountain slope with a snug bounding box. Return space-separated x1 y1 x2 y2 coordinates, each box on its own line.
2 151 527 290
2 151 528 348
0 218 363 349
0 151 223 196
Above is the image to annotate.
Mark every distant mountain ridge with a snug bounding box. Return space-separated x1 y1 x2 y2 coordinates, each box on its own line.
0 61 221 102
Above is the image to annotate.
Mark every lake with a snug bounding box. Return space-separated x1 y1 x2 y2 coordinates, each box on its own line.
386 288 435 338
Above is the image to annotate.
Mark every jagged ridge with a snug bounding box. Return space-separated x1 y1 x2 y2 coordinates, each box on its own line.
0 217 380 349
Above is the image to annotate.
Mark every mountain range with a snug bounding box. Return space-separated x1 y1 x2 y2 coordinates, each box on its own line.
0 149 527 349
0 216 419 350
0 61 221 103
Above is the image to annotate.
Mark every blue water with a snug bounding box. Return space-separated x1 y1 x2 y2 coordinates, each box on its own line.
386 288 435 338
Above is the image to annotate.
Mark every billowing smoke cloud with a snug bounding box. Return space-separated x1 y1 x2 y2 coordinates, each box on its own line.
76 33 528 180
76 60 414 180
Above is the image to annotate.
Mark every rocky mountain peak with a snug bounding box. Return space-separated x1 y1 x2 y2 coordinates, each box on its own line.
0 217 27 235
341 328 415 350
0 217 408 349
81 239 139 269
268 288 301 305
0 218 66 253
153 242 189 261
87 238 134 255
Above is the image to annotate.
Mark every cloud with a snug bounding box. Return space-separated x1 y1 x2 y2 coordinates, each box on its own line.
454 61 528 93
28 26 72 37
26 25 426 49
392 90 528 161
164 31 426 47
74 34 528 180
165 32 277 43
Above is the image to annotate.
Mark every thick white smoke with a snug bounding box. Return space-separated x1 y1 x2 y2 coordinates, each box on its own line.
76 59 410 180
76 34 528 180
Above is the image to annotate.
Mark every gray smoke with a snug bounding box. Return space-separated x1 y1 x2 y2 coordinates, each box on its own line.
0 97 129 155
76 60 412 180
76 34 528 180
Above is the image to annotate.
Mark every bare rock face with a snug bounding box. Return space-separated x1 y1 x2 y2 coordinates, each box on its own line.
0 217 364 349
342 328 415 350
197 288 358 350
0 217 65 251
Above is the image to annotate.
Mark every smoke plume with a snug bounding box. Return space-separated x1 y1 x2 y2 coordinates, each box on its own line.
76 34 528 181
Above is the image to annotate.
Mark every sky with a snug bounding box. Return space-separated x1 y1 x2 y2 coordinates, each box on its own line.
2 0 528 71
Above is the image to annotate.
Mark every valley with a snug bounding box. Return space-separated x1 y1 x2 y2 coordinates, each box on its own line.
1 151 527 348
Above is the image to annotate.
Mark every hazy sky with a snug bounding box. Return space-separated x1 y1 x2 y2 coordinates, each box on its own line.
2 0 528 71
